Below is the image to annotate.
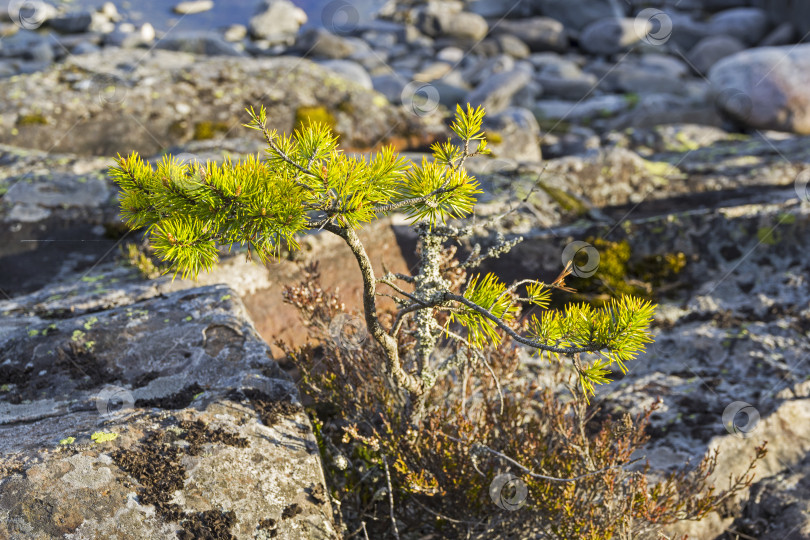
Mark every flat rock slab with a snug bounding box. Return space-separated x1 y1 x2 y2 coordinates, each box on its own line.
0 278 337 539
485 199 810 539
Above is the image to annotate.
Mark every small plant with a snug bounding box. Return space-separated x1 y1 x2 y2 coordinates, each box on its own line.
111 104 654 404
110 104 765 538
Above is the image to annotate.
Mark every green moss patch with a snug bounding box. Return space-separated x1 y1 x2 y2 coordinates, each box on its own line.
193 121 230 141
537 181 588 216
565 237 688 305
294 106 337 134
16 113 48 126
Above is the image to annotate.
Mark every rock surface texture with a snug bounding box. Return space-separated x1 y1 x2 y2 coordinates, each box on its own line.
0 272 337 539
710 45 810 134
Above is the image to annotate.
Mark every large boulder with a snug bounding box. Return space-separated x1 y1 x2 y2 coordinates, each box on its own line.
0 274 338 539
709 44 810 134
0 48 438 156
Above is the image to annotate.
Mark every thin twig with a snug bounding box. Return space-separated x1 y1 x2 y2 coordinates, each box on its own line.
382 457 400 540
441 432 644 483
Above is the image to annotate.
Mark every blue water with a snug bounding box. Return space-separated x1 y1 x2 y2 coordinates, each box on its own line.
70 0 385 33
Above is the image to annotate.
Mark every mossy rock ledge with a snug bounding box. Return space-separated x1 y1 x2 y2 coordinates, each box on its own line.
0 277 337 539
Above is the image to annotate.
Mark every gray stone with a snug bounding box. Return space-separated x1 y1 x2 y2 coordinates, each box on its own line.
535 0 619 31
0 272 338 539
248 0 307 44
481 106 542 162
463 54 515 87
579 17 642 55
724 452 810 539
586 57 689 95
531 53 598 99
464 69 532 114
88 11 115 34
223 23 248 42
318 59 372 90
709 44 810 134
540 125 600 158
0 29 48 59
535 68 597 100
155 31 244 56
707 7 770 46
603 91 719 131
490 17 568 52
492 34 531 59
534 94 629 122
667 12 713 51
686 35 746 75
48 11 93 34
482 196 810 540
294 28 366 59
418 8 488 41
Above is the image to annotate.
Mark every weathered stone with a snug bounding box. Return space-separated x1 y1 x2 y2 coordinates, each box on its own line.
490 17 568 53
467 173 810 539
317 59 372 90
464 69 532 114
248 0 307 44
48 11 92 34
0 49 439 157
418 10 488 41
535 0 619 31
294 28 367 59
0 276 337 539
579 17 642 55
707 7 770 46
723 451 810 539
481 106 542 162
687 35 746 75
709 44 810 134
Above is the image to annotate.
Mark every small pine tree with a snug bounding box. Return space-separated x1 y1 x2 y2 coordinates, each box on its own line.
111 104 764 538
110 104 655 409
